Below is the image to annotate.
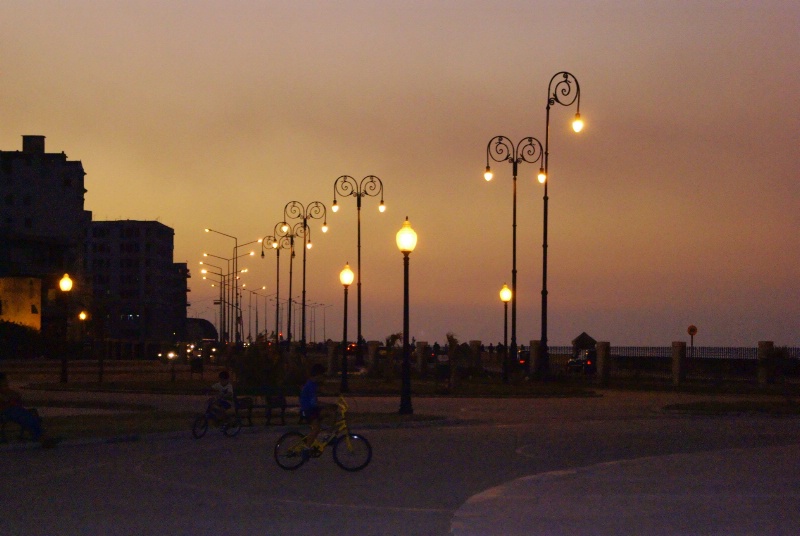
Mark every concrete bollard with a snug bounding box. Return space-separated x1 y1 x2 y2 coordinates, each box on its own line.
326 340 338 376
529 340 541 377
415 341 428 373
469 341 483 370
367 341 380 370
596 341 611 386
757 340 774 387
672 341 687 385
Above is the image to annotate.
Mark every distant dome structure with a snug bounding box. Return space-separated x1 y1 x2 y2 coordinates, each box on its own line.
187 318 218 341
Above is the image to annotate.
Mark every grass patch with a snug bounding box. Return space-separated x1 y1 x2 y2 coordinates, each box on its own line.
44 410 196 440
320 376 599 398
31 406 442 443
25 376 599 398
25 380 211 395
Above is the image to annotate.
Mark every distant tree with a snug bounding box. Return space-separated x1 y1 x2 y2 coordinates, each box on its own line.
446 332 459 355
385 332 402 348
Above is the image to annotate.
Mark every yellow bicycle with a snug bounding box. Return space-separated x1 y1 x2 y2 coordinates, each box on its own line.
274 396 372 471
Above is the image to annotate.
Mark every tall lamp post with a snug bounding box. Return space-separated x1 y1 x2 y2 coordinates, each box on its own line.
322 304 332 341
282 201 328 351
199 261 225 341
232 241 258 344
273 221 306 345
59 273 73 383
204 229 258 345
204 229 238 342
339 263 354 393
332 175 385 360
499 283 512 383
539 71 582 375
262 229 292 344
202 251 253 343
484 136 545 368
241 285 271 342
396 217 417 415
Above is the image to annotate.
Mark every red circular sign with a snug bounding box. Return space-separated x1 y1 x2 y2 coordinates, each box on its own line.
687 325 698 336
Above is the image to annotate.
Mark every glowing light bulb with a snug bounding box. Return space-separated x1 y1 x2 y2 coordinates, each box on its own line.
572 113 584 133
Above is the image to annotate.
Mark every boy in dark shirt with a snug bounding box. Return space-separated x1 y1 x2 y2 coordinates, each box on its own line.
299 364 326 456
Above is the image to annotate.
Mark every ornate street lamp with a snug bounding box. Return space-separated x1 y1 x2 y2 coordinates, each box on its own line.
282 201 328 351
539 71 582 375
499 283 512 383
396 217 417 415
270 221 304 344
339 263 354 393
59 273 73 383
484 135 544 368
262 229 292 344
332 175 385 360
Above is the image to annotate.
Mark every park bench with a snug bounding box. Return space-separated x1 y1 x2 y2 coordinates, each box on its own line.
234 386 304 427
0 407 40 443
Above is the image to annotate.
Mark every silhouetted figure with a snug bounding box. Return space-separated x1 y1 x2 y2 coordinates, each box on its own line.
0 372 59 448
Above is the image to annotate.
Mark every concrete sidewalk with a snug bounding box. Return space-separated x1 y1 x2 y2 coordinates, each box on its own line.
452 443 800 535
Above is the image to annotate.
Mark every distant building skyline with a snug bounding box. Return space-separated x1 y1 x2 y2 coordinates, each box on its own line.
87 219 189 354
1 135 190 356
2 3 797 346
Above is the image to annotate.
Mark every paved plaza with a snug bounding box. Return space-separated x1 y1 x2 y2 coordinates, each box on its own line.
2 390 799 535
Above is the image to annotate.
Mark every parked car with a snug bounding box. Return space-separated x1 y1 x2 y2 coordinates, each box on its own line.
517 350 531 370
566 349 597 374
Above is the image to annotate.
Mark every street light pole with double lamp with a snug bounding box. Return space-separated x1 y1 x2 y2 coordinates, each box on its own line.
484 136 544 371
282 201 328 352
332 175 385 359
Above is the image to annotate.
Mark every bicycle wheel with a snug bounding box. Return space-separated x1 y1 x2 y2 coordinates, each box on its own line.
274 431 308 470
333 433 372 471
222 416 242 437
192 414 209 439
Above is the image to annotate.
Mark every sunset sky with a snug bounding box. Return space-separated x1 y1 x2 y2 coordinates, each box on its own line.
3 1 798 347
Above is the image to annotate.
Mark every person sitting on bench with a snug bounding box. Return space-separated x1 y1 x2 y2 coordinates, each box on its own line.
0 372 59 448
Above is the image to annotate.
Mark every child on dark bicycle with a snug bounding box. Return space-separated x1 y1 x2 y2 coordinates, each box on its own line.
209 370 234 422
300 364 328 457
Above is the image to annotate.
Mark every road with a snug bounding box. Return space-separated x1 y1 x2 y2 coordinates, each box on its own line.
1 391 799 535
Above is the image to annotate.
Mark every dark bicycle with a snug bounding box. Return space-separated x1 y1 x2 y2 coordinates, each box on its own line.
192 396 242 439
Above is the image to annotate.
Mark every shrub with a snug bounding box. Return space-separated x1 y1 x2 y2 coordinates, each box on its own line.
0 320 45 360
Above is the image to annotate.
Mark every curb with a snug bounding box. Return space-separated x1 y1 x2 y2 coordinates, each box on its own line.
0 416 467 452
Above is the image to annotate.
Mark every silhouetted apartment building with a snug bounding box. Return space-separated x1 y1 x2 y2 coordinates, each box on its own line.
0 135 91 335
1 135 190 359
87 220 189 357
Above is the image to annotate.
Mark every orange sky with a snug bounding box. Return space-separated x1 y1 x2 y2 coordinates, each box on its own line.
2 1 798 346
